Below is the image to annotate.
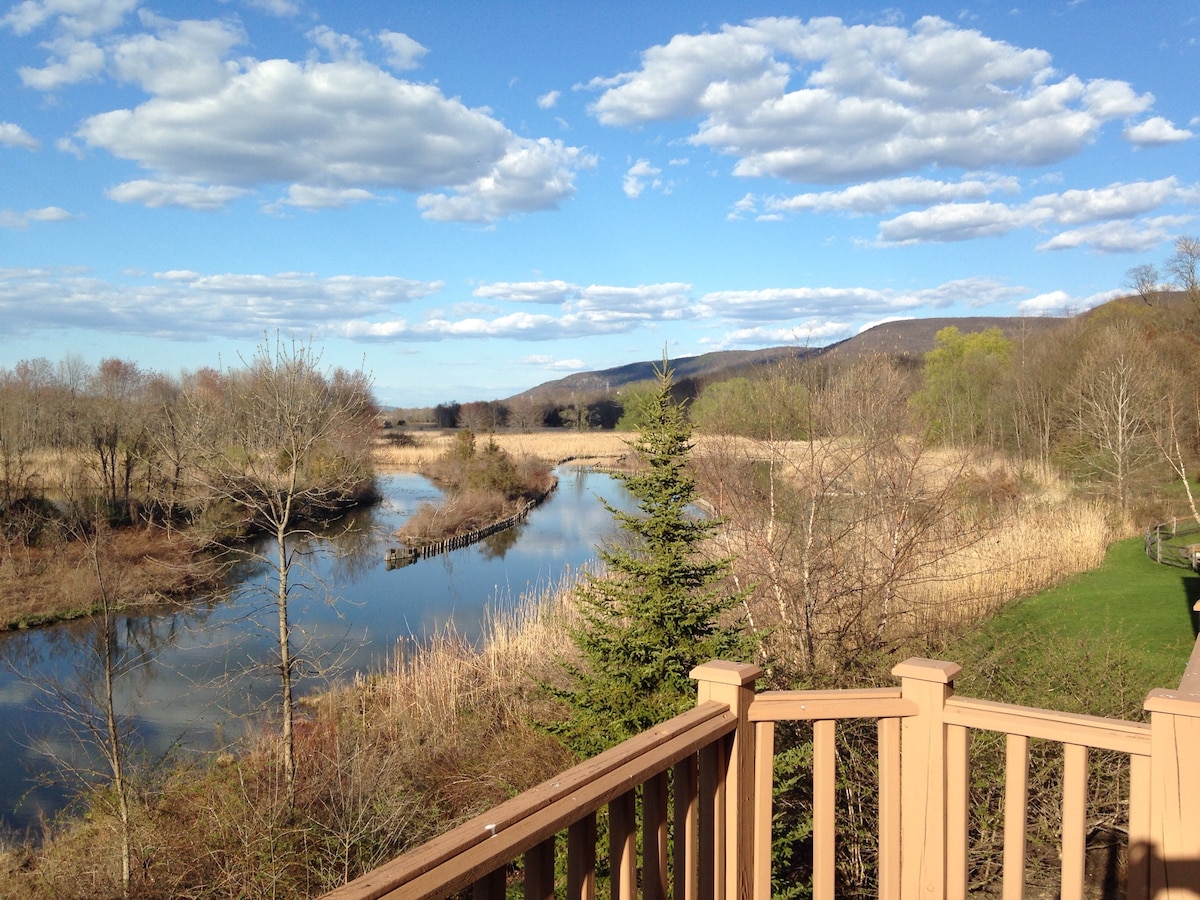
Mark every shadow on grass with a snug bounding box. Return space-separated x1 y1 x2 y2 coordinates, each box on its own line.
1184 571 1200 637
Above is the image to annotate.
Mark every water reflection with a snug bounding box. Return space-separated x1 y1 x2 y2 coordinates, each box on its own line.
0 467 629 834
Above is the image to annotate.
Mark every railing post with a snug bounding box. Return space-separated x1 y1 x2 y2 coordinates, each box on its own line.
692 660 763 900
892 658 962 900
1143 684 1200 899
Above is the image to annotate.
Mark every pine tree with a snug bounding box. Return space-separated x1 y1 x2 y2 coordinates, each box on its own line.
553 356 752 757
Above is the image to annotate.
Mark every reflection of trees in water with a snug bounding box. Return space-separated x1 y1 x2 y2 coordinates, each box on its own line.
479 522 522 560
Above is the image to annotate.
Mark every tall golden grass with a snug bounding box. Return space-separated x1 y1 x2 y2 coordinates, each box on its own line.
373 430 636 471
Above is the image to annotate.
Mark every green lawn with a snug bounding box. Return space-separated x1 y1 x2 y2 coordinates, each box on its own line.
944 536 1198 719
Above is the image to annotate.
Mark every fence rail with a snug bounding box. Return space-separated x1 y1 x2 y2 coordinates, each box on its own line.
324 646 1200 900
1145 518 1200 568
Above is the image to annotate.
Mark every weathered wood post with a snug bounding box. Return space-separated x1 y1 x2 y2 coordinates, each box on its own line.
692 661 763 900
892 658 962 900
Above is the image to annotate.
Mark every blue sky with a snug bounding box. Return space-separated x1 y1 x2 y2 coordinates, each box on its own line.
2 0 1197 407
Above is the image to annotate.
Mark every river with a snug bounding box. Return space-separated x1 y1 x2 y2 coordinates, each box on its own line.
0 466 631 835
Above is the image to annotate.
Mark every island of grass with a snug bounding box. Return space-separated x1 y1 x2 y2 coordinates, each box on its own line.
396 429 556 550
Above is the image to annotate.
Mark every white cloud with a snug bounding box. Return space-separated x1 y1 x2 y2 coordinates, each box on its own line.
755 174 1020 217
0 206 75 228
2 0 136 37
75 48 592 221
588 15 1155 183
111 16 243 98
1123 116 1194 146
697 277 1025 321
1036 215 1193 254
106 179 250 209
0 122 40 150
520 354 585 370
377 30 427 71
876 178 1200 248
537 90 560 109
266 184 378 211
18 35 105 88
307 25 362 63
1017 288 1121 315
879 202 1050 244
623 158 661 198
416 138 596 223
473 280 579 304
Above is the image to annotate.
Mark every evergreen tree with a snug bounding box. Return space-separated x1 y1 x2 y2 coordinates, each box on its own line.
553 356 752 757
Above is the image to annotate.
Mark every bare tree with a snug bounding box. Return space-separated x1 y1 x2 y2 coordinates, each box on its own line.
183 337 376 805
1065 324 1164 519
1124 262 1161 304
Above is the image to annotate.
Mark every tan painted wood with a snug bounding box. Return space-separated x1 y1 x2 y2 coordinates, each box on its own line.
699 741 721 900
748 689 916 722
893 658 961 900
753 722 775 900
694 661 762 900
324 702 734 900
367 711 737 900
525 837 556 900
610 791 637 900
1060 744 1087 900
1128 754 1151 900
945 725 969 900
674 757 700 900
643 771 669 900
878 717 902 900
567 815 596 900
1145 690 1200 900
1002 733 1029 900
813 720 836 900
944 697 1150 755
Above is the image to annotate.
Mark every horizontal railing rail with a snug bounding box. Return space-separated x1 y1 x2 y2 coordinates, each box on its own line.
324 642 1200 900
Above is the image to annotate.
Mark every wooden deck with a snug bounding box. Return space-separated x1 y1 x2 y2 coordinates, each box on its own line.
322 619 1200 900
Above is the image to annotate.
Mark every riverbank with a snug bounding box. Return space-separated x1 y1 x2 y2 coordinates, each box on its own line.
0 528 224 631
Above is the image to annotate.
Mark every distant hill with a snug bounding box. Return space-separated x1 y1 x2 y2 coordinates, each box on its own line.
507 314 1069 403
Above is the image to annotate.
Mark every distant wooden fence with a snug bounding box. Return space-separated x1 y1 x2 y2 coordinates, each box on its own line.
1145 518 1200 569
386 480 558 569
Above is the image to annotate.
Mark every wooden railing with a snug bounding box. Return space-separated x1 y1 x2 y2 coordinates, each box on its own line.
324 644 1200 900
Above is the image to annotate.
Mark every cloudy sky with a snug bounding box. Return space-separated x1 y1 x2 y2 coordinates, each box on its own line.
2 0 1197 406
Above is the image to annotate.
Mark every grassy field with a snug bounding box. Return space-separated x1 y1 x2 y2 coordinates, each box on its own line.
946 535 1199 710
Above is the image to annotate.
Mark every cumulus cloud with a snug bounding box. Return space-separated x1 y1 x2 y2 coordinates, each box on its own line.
1018 288 1122 315
537 90 560 109
0 206 75 228
12 11 589 222
106 179 250 209
876 178 1200 249
0 122 40 150
377 30 427 71
1036 215 1193 254
1123 116 1193 146
18 35 106 88
0 267 445 340
520 354 586 370
110 16 244 98
749 174 1020 218
623 158 662 198
265 184 379 211
416 138 596 222
2 0 136 37
587 15 1154 183
697 277 1026 322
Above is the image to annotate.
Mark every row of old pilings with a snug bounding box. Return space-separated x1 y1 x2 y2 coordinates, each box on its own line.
385 478 558 570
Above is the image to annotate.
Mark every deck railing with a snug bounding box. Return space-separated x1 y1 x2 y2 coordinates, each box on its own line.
324 639 1200 900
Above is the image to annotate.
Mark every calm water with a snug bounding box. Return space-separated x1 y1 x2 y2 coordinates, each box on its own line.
0 467 631 834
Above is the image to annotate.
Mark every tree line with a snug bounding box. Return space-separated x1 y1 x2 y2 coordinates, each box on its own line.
0 342 377 542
